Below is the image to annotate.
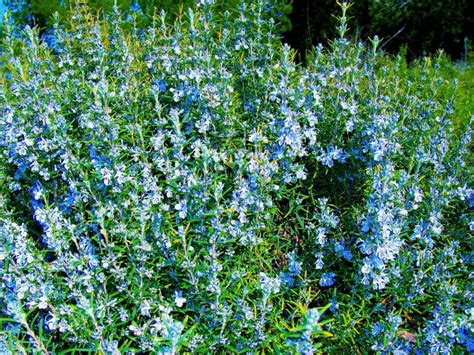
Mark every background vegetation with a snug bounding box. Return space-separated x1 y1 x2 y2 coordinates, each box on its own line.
283 0 473 61
6 0 473 60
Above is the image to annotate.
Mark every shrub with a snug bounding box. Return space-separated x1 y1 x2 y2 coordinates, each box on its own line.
6 0 292 34
2 0 33 27
0 1 472 352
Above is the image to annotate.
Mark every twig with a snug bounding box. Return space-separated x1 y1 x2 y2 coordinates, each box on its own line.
22 321 50 355
380 25 405 51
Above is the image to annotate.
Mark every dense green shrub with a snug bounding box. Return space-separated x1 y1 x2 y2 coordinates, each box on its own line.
0 1 472 353
6 0 473 59
2 0 33 27
7 0 292 33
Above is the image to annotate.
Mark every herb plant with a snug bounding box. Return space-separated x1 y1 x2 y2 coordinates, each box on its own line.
0 1 472 353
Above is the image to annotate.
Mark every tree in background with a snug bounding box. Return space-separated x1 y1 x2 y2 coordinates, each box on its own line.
283 0 473 61
367 0 473 59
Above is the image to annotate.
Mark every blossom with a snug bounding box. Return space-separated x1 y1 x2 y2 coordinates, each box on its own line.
174 291 186 308
319 273 335 287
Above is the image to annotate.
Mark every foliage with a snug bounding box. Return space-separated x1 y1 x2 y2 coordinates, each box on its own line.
436 56 474 132
7 0 293 33
284 0 473 60
0 1 472 353
2 0 33 27
367 0 472 59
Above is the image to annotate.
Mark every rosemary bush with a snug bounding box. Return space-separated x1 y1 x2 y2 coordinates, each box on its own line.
0 1 472 353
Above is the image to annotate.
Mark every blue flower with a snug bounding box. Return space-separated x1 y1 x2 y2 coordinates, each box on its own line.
319 273 335 287
129 0 142 13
